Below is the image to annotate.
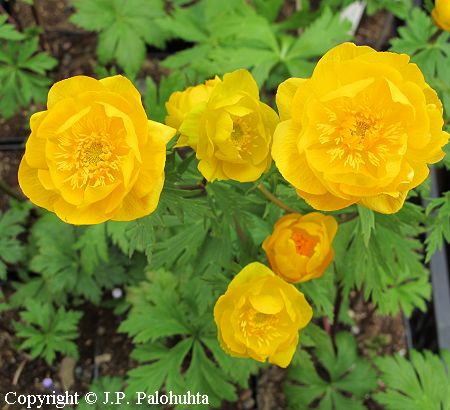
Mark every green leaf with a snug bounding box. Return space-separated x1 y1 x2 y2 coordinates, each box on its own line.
126 340 192 399
71 0 170 76
74 224 109 274
285 7 351 75
425 192 450 261
144 73 188 123
185 341 237 407
374 350 450 410
0 205 29 279
0 36 57 118
336 204 431 317
357 205 375 246
366 0 413 18
299 270 335 319
0 15 25 40
14 300 82 364
285 332 377 410
21 213 128 304
252 0 283 22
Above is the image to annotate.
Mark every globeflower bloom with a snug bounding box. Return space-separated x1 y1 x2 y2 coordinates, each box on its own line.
262 213 337 283
214 262 312 367
432 0 450 32
18 75 175 225
165 77 219 148
272 43 449 214
168 69 279 182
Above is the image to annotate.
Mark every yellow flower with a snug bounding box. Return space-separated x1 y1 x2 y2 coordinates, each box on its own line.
165 77 219 148
262 213 337 283
214 262 312 367
18 75 175 225
272 43 449 214
170 69 279 182
432 0 450 32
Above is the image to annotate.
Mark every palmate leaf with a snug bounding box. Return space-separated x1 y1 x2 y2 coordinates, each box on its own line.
374 350 450 410
285 332 377 410
13 300 82 364
71 0 170 76
18 213 127 305
284 7 352 77
0 36 57 118
335 203 431 317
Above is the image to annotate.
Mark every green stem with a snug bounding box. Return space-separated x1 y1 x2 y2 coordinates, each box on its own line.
257 183 296 213
429 28 443 44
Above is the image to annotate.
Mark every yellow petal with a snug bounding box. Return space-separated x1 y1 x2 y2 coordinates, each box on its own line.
297 188 355 212
268 334 298 368
47 76 103 109
100 75 142 103
228 262 274 290
249 294 284 314
276 78 306 121
359 191 408 214
272 120 327 195
18 158 58 211
148 120 176 145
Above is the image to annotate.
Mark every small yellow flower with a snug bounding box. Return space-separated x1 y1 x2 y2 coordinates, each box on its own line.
263 213 337 283
166 77 219 148
272 43 449 214
18 75 175 225
168 69 279 182
432 0 450 32
214 262 312 368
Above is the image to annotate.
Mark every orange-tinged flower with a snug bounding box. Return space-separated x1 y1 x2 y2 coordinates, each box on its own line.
432 0 450 32
18 75 175 225
272 43 449 214
214 262 312 367
168 69 279 182
262 213 337 283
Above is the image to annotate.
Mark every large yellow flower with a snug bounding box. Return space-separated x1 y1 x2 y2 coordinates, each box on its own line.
168 69 279 182
214 262 312 368
18 75 175 225
432 0 450 32
262 213 337 283
272 43 449 214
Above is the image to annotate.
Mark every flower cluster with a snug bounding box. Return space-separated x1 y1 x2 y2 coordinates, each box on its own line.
166 69 279 182
18 41 449 368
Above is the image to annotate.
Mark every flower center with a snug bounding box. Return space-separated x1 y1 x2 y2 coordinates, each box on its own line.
54 114 126 189
231 117 253 152
291 230 317 256
317 104 402 171
240 308 279 342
